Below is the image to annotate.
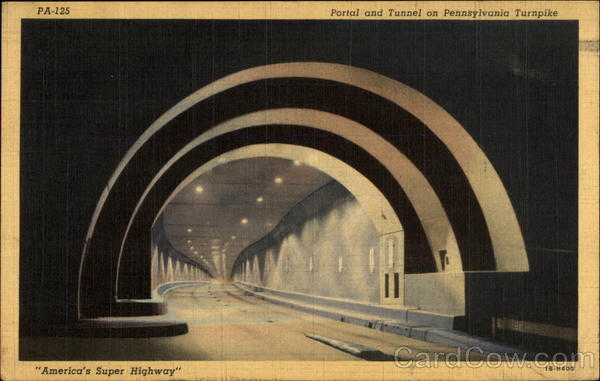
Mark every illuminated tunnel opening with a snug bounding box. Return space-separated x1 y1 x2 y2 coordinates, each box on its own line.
155 157 338 284
150 153 437 307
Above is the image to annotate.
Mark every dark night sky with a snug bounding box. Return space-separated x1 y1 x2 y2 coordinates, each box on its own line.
20 20 578 323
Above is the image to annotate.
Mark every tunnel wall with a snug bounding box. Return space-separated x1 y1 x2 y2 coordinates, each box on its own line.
232 182 383 304
147 216 211 291
404 273 465 316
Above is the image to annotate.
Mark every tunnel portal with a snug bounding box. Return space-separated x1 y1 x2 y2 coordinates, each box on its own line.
76 63 529 340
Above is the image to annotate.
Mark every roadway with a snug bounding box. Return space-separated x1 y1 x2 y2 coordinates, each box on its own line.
21 283 470 361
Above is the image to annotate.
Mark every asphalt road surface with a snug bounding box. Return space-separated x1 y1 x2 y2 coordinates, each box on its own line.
21 283 469 361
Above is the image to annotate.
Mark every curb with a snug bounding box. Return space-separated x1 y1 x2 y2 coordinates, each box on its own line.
235 283 527 356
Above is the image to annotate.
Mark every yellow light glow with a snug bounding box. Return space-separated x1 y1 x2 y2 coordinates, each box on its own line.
187 228 192 233
274 177 283 184
195 185 204 193
256 196 264 203
241 218 248 225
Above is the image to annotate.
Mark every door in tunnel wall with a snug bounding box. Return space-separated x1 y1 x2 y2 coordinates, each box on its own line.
380 231 404 305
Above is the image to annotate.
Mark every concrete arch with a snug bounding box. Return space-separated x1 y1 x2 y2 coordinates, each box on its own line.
100 124 432 315
79 62 529 319
85 62 527 274
159 144 402 238
121 109 460 275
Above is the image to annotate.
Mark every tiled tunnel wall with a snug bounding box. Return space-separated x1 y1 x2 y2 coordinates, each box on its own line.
151 216 211 288
232 182 382 304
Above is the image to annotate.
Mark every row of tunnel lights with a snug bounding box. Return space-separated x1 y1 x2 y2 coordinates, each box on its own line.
182 163 301 272
186 171 288 232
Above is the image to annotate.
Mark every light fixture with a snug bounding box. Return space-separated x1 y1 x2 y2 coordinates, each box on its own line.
274 177 283 184
293 160 301 166
241 218 248 225
256 196 264 203
195 185 204 193
187 240 192 244
231 236 236 240
190 246 194 250
187 228 192 233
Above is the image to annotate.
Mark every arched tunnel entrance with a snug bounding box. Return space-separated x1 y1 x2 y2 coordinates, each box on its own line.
76 62 529 340
151 144 414 307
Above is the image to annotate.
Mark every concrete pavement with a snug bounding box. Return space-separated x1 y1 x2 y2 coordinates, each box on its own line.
21 283 480 361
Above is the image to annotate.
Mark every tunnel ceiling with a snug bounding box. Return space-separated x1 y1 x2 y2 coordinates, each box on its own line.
160 157 332 278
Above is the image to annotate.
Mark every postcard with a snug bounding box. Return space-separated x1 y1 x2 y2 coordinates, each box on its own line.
1 1 598 380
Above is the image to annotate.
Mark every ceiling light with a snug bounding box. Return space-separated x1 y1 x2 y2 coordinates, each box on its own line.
231 236 236 240
194 251 199 255
274 177 283 184
256 196 264 203
187 240 192 244
190 246 194 250
293 160 301 166
241 218 248 225
187 228 192 233
195 185 204 193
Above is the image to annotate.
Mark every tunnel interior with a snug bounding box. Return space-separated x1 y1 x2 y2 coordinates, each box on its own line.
153 157 335 283
149 154 438 304
158 157 334 281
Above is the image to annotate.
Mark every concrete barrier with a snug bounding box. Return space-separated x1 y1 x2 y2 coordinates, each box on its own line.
236 282 526 356
237 281 461 329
